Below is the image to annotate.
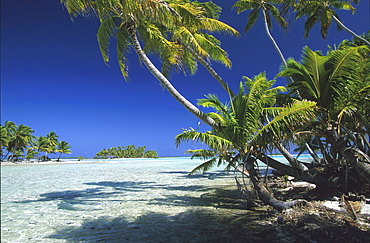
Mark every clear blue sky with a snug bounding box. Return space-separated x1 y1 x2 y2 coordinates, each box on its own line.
1 1 369 157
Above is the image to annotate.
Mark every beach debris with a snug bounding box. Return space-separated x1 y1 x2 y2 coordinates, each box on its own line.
341 193 366 220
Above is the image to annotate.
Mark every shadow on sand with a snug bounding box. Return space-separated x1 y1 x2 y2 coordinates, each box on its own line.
46 185 271 243
15 170 370 242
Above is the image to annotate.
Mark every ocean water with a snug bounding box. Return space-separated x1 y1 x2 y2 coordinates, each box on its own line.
1 156 302 242
1 157 244 242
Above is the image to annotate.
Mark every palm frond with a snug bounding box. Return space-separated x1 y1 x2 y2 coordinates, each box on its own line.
193 33 232 67
267 4 288 30
253 99 317 142
186 149 217 160
232 0 258 14
246 8 260 32
175 128 234 151
198 94 229 114
188 157 219 175
60 0 94 17
97 16 119 63
116 25 130 80
198 18 240 36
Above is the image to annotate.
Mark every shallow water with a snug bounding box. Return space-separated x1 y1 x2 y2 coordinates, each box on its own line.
1 157 251 242
1 156 302 242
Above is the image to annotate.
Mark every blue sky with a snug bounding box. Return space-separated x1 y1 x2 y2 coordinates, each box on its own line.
1 1 369 157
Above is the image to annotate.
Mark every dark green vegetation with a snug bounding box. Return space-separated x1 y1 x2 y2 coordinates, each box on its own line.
177 38 370 210
0 121 72 162
60 0 369 213
94 145 158 158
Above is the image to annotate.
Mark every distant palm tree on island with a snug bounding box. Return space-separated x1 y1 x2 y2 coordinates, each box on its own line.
94 145 158 159
56 141 73 161
0 121 72 162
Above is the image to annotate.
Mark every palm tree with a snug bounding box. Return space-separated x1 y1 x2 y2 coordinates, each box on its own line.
6 123 35 161
233 0 289 66
232 0 319 169
60 0 238 126
46 131 58 146
56 141 72 161
1 121 17 160
176 73 317 210
43 131 59 160
25 148 38 162
0 125 10 161
96 148 108 159
295 0 370 45
32 136 49 162
278 44 370 188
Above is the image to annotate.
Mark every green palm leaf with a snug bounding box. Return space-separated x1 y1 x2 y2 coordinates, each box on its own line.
175 128 234 151
187 157 219 175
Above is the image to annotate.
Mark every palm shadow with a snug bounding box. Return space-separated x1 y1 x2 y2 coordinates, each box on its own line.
13 181 159 210
47 204 270 242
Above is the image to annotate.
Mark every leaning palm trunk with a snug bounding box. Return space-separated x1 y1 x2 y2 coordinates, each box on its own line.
355 160 370 184
262 9 287 67
332 15 370 46
342 147 370 184
255 153 332 187
275 143 309 171
263 6 322 164
129 27 216 127
228 154 307 210
244 156 306 211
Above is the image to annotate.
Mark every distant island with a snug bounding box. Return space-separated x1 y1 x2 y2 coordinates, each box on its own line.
94 145 158 159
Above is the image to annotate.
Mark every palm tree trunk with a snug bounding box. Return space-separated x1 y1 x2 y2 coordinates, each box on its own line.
129 27 216 127
255 153 332 187
57 152 62 162
275 143 308 171
342 147 370 184
332 15 370 46
262 9 287 66
244 156 306 210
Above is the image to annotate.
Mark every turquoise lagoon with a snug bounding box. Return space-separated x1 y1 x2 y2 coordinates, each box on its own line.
1 156 297 242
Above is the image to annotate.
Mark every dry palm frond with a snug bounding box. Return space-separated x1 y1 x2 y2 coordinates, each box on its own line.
341 194 361 220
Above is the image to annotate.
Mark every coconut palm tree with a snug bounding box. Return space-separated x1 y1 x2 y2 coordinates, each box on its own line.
176 73 317 210
295 0 370 45
32 136 49 162
25 148 38 162
56 141 72 161
6 123 35 161
0 125 10 161
278 44 370 188
1 121 17 160
60 0 238 126
233 0 289 66
42 131 59 160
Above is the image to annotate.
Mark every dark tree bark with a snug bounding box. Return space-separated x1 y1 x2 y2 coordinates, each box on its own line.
243 156 307 211
255 153 332 188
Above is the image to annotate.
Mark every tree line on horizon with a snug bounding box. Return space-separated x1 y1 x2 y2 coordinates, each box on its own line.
60 0 369 212
0 121 72 162
94 145 158 159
